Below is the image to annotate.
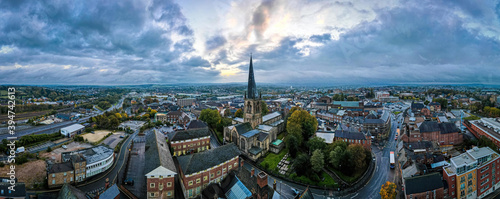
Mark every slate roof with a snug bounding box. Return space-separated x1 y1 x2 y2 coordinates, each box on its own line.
99 184 120 199
429 102 440 106
57 183 86 199
0 182 25 198
236 168 275 199
235 123 253 135
419 121 460 134
263 112 281 123
257 132 269 141
334 130 367 140
171 128 210 141
242 129 260 138
144 130 176 175
364 118 384 124
177 143 240 175
186 120 208 129
48 162 74 173
333 101 361 107
404 172 443 195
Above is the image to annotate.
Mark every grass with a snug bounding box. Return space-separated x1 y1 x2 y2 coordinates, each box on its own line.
393 111 401 115
259 148 288 170
330 167 365 183
277 132 285 140
214 130 223 144
291 171 338 187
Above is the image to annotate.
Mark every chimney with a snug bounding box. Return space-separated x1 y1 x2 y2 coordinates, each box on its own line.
251 168 255 177
273 179 277 190
257 171 268 189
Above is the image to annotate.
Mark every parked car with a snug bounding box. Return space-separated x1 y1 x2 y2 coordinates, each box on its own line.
62 145 67 149
124 178 134 185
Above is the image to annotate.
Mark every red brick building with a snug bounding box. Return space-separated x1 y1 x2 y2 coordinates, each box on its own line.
145 131 177 199
170 128 211 156
464 118 500 150
176 143 240 198
443 147 500 199
402 119 463 145
333 130 371 150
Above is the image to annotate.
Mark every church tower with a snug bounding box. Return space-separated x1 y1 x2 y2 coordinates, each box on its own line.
244 55 262 128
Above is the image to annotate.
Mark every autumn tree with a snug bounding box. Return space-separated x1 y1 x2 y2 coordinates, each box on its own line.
235 109 243 118
286 109 318 142
311 149 324 173
380 181 397 199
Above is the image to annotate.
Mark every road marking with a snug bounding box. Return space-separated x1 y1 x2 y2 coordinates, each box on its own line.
350 193 359 199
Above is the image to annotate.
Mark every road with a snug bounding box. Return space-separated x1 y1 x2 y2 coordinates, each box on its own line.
1 97 125 141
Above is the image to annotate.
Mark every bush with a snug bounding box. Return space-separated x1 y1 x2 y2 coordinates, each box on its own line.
46 146 52 152
0 162 5 167
15 155 29 165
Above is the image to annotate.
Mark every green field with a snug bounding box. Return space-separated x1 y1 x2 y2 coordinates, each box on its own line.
259 148 288 170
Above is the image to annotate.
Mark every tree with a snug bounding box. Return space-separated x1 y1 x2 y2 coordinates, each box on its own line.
380 181 397 199
432 98 448 109
199 109 221 129
115 113 122 119
286 134 301 158
150 109 157 115
311 149 324 173
347 144 367 173
329 146 347 170
293 153 310 176
287 110 318 142
224 109 231 117
307 137 326 153
424 100 430 105
47 146 52 152
234 109 243 118
121 113 128 119
261 101 269 115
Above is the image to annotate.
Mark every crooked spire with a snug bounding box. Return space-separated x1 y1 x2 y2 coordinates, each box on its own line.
247 54 258 99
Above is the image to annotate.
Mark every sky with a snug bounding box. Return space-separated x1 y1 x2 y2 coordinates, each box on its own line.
0 0 500 85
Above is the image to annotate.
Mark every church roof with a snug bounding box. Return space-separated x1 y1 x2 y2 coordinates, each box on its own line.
247 55 258 99
235 123 253 135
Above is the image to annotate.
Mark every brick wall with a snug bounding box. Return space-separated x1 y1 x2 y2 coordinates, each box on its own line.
442 170 456 198
146 176 175 199
48 171 74 188
171 137 210 156
405 188 444 199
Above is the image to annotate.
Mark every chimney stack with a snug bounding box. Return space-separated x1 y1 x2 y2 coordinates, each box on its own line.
251 168 255 176
105 178 110 189
273 179 277 190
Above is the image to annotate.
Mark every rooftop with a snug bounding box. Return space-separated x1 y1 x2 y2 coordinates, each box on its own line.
177 143 240 175
144 130 177 175
48 162 74 173
242 129 261 138
404 173 443 195
61 124 85 132
171 128 210 141
262 112 281 123
333 101 361 107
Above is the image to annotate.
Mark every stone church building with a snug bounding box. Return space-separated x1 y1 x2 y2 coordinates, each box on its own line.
224 56 285 161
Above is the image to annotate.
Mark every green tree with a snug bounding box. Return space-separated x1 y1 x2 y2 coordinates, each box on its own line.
329 145 347 170
311 149 325 173
199 109 221 129
307 137 326 153
380 181 397 199
293 153 310 176
224 109 231 117
261 101 269 115
234 109 243 118
286 134 301 158
47 146 52 152
347 144 367 173
424 100 430 105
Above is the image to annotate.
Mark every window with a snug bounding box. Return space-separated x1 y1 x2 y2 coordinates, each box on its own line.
150 183 155 188
64 172 67 176
461 177 465 183
150 193 155 197
160 175 163 179
167 182 172 187
188 181 193 186
184 145 186 148
452 184 454 188
64 178 66 183
196 178 201 184
167 191 172 196
159 183 163 190
217 170 221 175
204 176 208 181
223 168 226 173
468 173 473 179
468 180 472 186
210 173 214 178
52 180 55 184
229 165 232 170
52 174 55 178
70 177 73 181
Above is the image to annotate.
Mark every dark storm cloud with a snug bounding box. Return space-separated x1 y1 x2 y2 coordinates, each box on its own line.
248 0 500 85
0 0 217 84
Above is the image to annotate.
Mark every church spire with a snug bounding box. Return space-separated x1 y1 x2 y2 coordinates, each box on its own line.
247 54 258 99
